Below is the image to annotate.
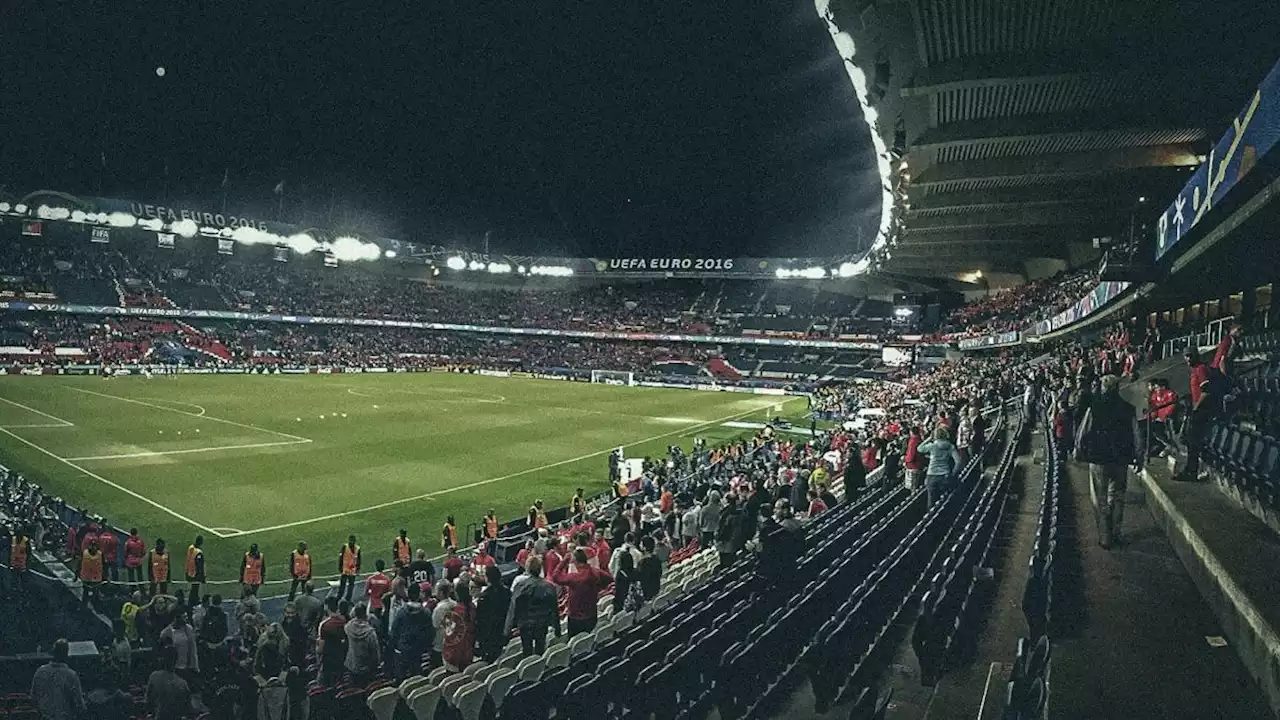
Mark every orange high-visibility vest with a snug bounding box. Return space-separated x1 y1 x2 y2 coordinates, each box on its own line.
80 550 104 583
393 537 411 565
242 553 263 586
484 516 498 539
442 524 457 549
341 545 360 576
292 551 311 578
185 545 202 577
150 550 169 582
10 536 29 571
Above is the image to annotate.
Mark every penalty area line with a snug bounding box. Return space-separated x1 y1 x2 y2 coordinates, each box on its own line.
65 386 311 442
222 399 798 538
0 426 230 539
0 397 75 427
64 438 314 462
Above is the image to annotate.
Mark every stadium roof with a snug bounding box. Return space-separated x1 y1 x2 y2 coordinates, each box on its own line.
839 0 1280 280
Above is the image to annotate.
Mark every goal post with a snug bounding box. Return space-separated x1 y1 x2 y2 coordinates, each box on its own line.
590 369 636 386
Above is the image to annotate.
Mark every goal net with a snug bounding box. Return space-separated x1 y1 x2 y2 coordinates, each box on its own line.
590 369 636 386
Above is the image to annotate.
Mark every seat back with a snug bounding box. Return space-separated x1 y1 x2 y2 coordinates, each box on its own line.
439 673 471 707
366 686 399 720
546 643 572 668
517 655 546 682
485 668 520 710
399 675 430 699
455 681 487 720
407 685 442 720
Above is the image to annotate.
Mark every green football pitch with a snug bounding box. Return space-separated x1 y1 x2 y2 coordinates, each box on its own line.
0 373 804 589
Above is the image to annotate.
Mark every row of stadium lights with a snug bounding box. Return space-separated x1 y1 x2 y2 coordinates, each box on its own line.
814 0 903 274
0 202 386 263
443 256 574 277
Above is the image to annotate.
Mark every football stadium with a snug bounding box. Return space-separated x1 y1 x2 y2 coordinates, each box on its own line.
4 2 1280 720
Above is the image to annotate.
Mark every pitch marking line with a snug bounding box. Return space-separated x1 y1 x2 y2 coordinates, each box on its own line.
66 387 311 442
0 426 230 539
0 397 75 427
64 438 313 462
0 423 78 429
223 397 802 538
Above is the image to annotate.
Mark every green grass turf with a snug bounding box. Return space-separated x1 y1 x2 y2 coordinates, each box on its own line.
0 373 804 590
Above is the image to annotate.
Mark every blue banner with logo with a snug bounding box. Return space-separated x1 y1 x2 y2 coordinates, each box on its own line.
1156 59 1280 260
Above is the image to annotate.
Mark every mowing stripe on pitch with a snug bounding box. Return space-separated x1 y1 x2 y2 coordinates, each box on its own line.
0 426 228 538
0 397 76 427
223 398 801 538
66 387 312 442
64 438 314 462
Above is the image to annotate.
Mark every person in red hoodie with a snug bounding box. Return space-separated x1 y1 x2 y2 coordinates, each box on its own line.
95 523 119 583
543 537 563 583
593 530 612 574
903 426 925 490
553 548 613 637
123 528 146 588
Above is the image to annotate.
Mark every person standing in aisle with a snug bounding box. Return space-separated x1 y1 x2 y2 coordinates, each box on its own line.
1075 374 1141 548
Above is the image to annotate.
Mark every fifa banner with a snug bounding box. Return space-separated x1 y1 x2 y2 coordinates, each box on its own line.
217 238 234 255
90 227 110 244
1156 58 1280 260
157 232 175 249
0 300 884 350
1025 281 1131 338
958 330 1021 351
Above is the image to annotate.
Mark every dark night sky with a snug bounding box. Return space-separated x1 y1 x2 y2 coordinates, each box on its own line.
0 1 881 257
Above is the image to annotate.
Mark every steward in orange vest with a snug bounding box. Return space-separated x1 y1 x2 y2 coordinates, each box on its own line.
483 511 499 540
240 543 265 588
392 530 412 567
148 539 170 594
336 535 361 602
441 517 458 549
80 541 105 606
288 541 311 600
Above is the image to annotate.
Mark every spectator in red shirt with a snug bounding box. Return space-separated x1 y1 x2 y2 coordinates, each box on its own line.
442 547 464 581
97 523 119 582
1177 349 1213 482
861 443 880 472
470 544 496 576
543 538 562 582
593 531 612 573
365 559 393 617
123 528 146 587
552 548 612 637
904 427 925 491
1211 324 1242 378
806 489 827 517
514 540 533 571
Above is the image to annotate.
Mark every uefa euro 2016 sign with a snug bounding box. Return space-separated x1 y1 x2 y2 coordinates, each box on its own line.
602 258 737 271
1156 59 1280 261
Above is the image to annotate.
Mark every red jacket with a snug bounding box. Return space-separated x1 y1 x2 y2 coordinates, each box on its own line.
1149 388 1177 421
123 536 146 568
904 435 925 470
97 531 118 563
553 563 612 620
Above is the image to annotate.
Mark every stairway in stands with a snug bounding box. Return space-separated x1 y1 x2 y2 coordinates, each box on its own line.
707 357 743 381
177 320 234 362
